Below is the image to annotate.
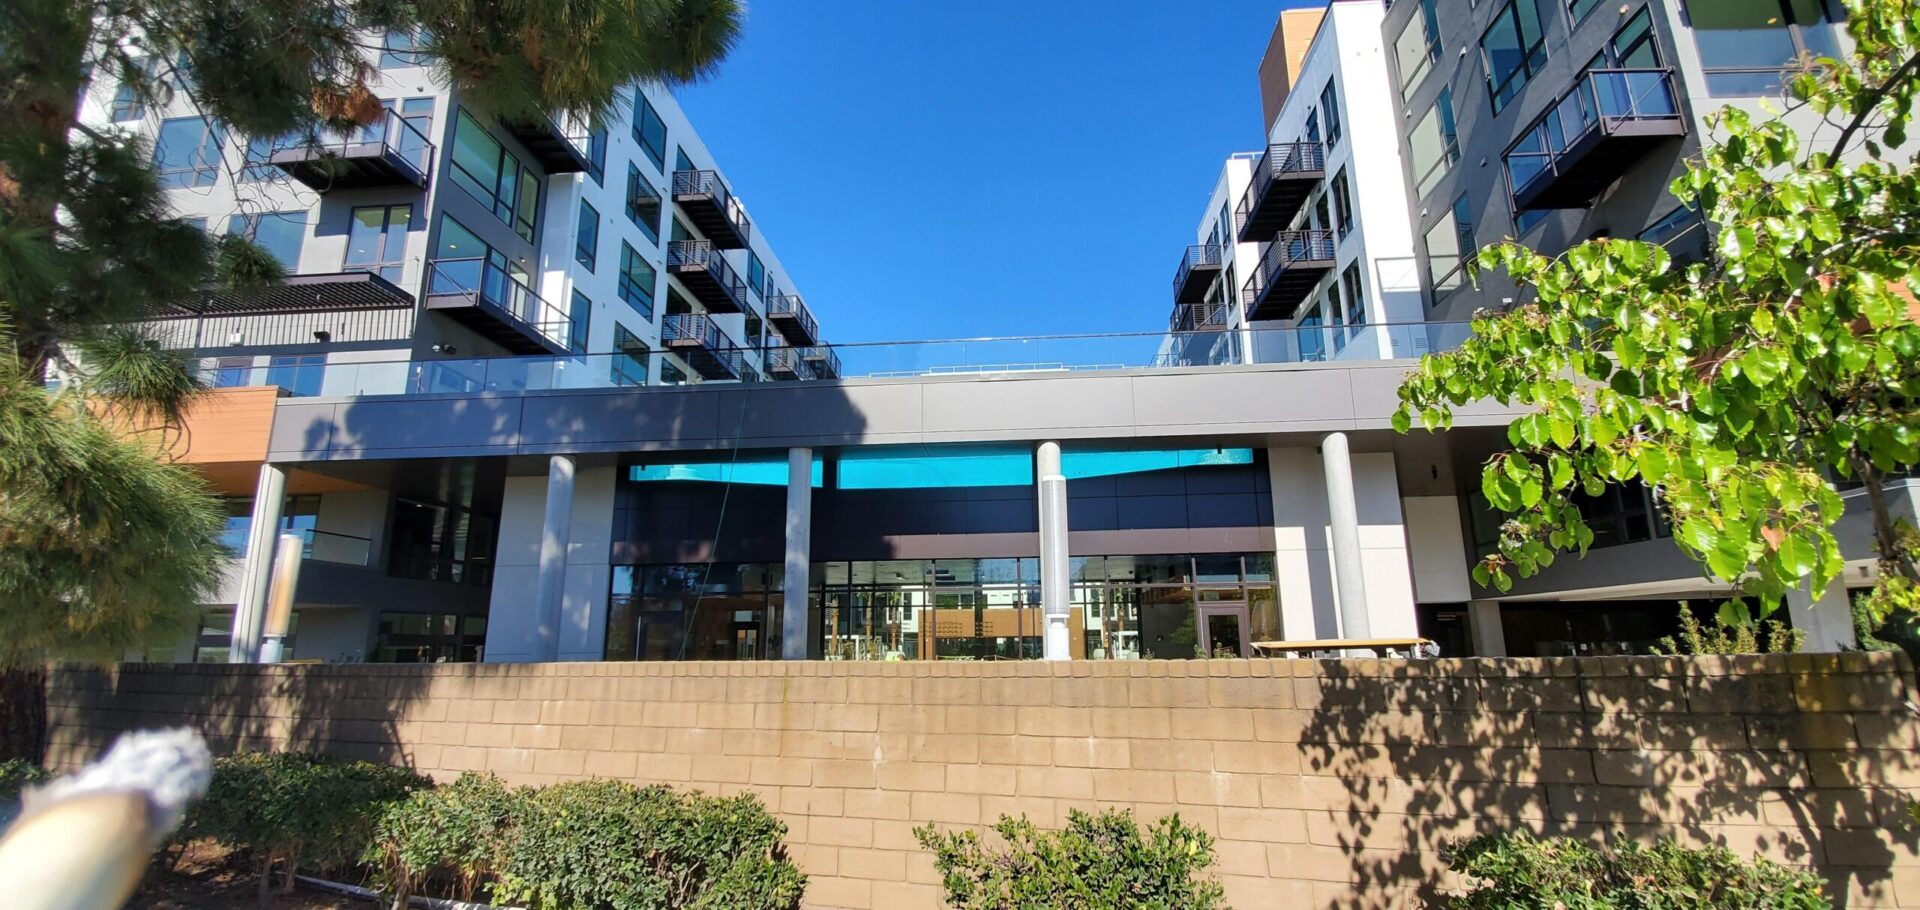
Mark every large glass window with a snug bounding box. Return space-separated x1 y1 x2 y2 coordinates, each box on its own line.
585 126 607 185
1409 88 1460 199
746 251 766 298
1319 78 1343 149
575 200 600 272
154 117 225 188
1340 262 1366 329
1683 0 1838 96
388 497 496 586
568 289 591 355
344 204 411 283
379 30 428 68
632 91 668 171
448 110 538 241
625 164 663 244
1482 0 1549 114
611 323 649 386
240 133 284 182
110 81 144 122
617 241 656 319
266 354 325 397
1426 195 1474 301
1394 0 1442 101
227 212 306 271
1330 169 1354 239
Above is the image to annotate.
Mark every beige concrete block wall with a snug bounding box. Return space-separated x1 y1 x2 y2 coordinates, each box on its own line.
45 654 1920 909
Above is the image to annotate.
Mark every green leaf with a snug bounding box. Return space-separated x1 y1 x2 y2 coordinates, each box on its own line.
1549 416 1575 449
1778 533 1816 578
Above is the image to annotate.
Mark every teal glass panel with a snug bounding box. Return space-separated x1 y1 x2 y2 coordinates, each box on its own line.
1060 447 1254 479
628 455 821 487
836 445 1033 489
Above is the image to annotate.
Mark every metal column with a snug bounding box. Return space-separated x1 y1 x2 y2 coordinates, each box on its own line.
1321 432 1372 640
1037 441 1071 661
783 447 813 660
229 463 288 663
533 455 576 662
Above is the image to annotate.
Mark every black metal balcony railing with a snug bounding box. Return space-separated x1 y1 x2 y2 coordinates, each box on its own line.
765 293 819 346
764 344 818 381
1235 141 1325 243
800 345 842 380
424 258 571 355
671 170 752 250
1173 244 1225 305
1169 301 1231 334
270 110 435 191
666 240 749 313
502 113 591 174
1241 229 1337 321
661 313 744 380
1505 68 1686 212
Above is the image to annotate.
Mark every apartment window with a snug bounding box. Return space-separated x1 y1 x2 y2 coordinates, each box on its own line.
1682 0 1840 96
388 498 496 586
1313 192 1333 236
240 133 281 182
611 323 648 386
1305 109 1322 146
632 92 667 171
1590 7 1661 70
575 200 600 271
1393 0 1442 100
1409 87 1460 199
213 356 253 388
181 217 208 233
625 164 663 244
449 110 538 242
388 97 435 162
1425 196 1474 302
675 147 696 174
109 82 142 122
744 312 764 349
1330 169 1353 239
585 127 607 185
746 251 766 298
1569 0 1606 25
380 30 429 68
1341 263 1367 329
344 204 412 282
1482 0 1550 113
660 361 688 385
266 354 325 397
617 242 656 319
1297 304 1326 361
568 290 591 354
227 212 307 272
154 117 225 189
1318 79 1343 150
1514 205 1550 235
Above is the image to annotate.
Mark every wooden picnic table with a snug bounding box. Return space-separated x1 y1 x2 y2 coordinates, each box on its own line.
1251 637 1433 657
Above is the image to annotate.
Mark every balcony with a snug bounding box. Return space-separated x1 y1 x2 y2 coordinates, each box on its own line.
1241 230 1336 321
1169 301 1231 333
662 314 743 380
270 111 433 191
502 114 591 174
423 258 571 355
1172 244 1225 305
671 170 752 249
1235 142 1324 243
1506 68 1686 212
765 294 819 346
801 345 842 379
666 240 749 313
765 345 817 381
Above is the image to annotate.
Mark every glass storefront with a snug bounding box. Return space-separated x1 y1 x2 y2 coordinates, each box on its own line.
603 553 1278 661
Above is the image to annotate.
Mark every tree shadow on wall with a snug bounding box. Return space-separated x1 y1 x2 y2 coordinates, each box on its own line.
45 661 443 771
1292 653 1919 908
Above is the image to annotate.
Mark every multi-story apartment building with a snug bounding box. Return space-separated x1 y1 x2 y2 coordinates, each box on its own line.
1166 1 1440 369
79 32 834 661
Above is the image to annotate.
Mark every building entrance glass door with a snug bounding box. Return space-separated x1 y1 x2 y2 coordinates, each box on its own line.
1197 603 1251 658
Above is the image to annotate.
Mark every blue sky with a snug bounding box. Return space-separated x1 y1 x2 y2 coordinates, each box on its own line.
676 0 1319 344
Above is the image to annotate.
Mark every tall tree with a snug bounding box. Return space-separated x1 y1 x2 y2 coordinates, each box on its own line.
1395 0 1920 634
0 0 744 761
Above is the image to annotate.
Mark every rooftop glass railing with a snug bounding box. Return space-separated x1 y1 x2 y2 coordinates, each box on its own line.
195 322 1471 399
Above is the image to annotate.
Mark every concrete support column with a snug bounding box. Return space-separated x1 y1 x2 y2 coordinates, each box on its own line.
783 447 813 660
230 463 288 663
533 455 576 662
1321 433 1371 640
1468 600 1508 657
1786 579 1856 653
1036 442 1071 661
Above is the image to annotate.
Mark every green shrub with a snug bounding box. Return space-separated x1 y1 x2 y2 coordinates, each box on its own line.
493 778 805 910
915 809 1227 910
1445 832 1831 909
180 751 430 887
367 771 519 903
0 759 48 803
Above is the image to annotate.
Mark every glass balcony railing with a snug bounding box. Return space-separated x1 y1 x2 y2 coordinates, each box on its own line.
224 322 1473 399
1505 68 1684 208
